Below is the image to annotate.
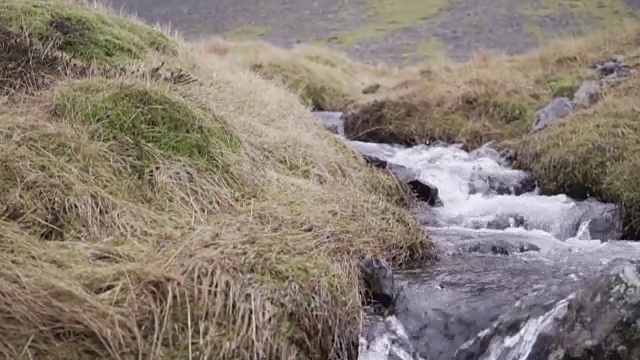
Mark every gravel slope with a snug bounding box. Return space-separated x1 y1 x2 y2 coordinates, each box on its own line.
105 0 640 63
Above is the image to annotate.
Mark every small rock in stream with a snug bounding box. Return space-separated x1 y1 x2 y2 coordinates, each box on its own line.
360 257 396 313
574 198 623 241
387 163 443 207
463 239 540 256
486 214 526 230
362 154 388 169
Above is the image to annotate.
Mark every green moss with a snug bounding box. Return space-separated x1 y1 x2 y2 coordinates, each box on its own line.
51 79 240 170
250 62 350 110
547 74 582 98
0 0 177 64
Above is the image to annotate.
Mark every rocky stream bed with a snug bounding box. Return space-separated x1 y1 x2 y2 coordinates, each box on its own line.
312 57 640 360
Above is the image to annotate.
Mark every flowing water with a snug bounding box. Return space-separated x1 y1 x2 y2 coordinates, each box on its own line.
312 111 640 360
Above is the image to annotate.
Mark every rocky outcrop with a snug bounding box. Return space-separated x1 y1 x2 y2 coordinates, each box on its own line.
453 262 640 360
359 257 396 313
532 58 635 132
574 198 623 241
571 80 600 109
546 262 640 359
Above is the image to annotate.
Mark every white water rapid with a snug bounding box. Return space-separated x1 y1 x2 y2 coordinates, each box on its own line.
312 111 640 360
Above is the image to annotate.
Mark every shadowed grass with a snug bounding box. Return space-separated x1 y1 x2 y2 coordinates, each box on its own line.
0 1 434 359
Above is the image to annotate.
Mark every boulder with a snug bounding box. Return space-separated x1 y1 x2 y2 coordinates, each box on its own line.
359 257 395 312
387 163 443 206
532 97 573 132
546 262 640 360
571 80 600 108
574 198 623 241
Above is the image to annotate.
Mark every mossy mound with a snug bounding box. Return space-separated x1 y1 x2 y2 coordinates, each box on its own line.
0 0 177 65
515 75 640 239
0 2 434 359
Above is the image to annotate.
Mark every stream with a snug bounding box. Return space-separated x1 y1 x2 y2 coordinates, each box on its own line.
313 111 640 360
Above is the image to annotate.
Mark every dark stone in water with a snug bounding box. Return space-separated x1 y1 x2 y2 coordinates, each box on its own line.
575 198 623 241
387 163 443 207
487 214 526 230
360 257 395 314
463 239 540 256
362 154 388 169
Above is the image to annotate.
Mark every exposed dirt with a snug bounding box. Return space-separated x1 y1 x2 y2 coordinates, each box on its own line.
105 0 640 64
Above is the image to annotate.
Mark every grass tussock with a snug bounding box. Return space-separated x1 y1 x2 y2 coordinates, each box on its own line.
514 73 640 239
0 1 434 359
194 38 402 111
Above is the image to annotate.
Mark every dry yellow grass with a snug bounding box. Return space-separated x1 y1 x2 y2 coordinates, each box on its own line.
0 0 434 359
194 37 406 111
342 31 640 148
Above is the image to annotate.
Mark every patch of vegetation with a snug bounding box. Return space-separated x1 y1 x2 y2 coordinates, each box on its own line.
344 26 640 149
0 1 434 359
515 76 640 239
51 79 240 172
224 25 271 40
546 74 583 97
203 40 399 110
326 0 451 46
0 0 177 64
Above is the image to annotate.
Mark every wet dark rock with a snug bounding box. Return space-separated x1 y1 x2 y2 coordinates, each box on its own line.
469 170 537 196
545 262 640 360
596 59 632 78
387 163 443 206
360 257 395 313
453 298 568 360
574 198 623 241
462 238 540 255
362 154 388 169
532 97 573 132
596 58 634 86
486 214 526 230
571 80 600 108
359 316 424 360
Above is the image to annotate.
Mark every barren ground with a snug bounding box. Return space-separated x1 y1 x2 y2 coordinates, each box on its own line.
106 0 640 64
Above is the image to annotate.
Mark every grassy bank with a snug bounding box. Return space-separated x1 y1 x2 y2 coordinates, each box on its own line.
0 1 434 358
207 19 640 238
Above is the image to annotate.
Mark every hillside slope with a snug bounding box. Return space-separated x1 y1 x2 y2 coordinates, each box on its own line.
0 1 433 359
